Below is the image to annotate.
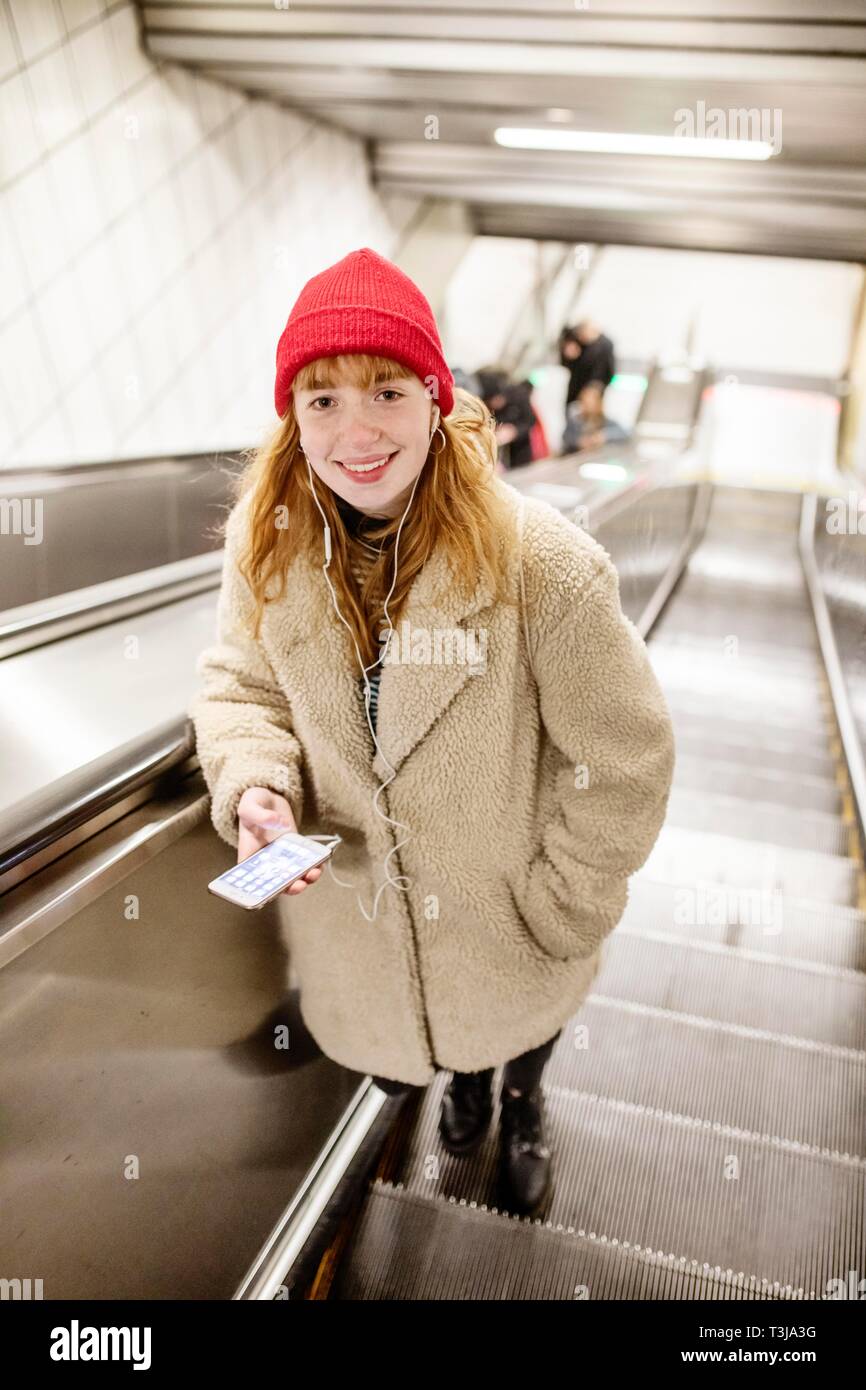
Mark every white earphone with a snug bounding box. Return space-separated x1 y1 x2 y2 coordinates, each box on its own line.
302 403 441 921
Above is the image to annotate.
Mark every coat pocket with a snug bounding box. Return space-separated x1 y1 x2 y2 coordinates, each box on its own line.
504 876 557 963
506 853 624 962
505 856 582 961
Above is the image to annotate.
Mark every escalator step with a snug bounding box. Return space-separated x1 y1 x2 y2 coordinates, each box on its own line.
649 644 825 710
649 630 820 674
653 610 818 651
663 787 848 856
335 1180 773 1301
597 929 866 1049
670 753 840 816
642 824 859 907
357 1082 864 1300
663 693 824 740
670 725 835 781
544 998 866 1158
621 876 866 970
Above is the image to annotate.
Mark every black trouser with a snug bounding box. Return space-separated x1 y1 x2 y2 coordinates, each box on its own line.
500 1026 562 1093
372 1026 562 1097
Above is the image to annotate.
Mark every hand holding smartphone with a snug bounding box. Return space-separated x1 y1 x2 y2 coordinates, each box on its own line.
207 786 332 910
208 828 335 910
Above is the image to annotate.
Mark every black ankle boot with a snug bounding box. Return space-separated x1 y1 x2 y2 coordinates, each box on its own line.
498 1083 552 1216
439 1067 494 1155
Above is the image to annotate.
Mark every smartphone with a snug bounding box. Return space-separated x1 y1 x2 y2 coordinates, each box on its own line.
207 832 336 910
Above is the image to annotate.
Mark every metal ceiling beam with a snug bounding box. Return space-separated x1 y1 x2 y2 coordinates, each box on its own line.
137 2 866 261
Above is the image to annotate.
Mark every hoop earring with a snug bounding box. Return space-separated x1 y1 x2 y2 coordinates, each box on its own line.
429 426 446 457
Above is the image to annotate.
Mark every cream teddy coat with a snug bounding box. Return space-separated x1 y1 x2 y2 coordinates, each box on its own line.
188 476 675 1084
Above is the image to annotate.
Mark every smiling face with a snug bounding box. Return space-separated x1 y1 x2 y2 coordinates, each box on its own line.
292 358 439 519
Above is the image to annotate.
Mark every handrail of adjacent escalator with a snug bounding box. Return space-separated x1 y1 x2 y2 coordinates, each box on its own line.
0 550 224 660
0 715 196 882
2 443 241 480
798 492 866 865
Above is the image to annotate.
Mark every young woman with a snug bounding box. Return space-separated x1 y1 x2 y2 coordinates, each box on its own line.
189 247 675 1217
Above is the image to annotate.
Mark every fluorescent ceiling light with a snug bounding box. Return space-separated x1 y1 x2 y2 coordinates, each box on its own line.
494 127 774 161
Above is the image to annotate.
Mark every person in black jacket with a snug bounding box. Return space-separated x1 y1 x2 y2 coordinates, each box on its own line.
559 321 616 408
477 368 538 469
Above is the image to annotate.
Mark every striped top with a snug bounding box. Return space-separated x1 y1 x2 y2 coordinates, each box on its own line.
362 666 382 734
337 498 386 738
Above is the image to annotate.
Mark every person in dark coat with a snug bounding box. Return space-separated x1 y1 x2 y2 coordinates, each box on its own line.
559 321 616 408
478 368 539 469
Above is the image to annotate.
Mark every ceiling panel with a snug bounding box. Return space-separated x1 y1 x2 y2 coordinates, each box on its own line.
138 2 866 260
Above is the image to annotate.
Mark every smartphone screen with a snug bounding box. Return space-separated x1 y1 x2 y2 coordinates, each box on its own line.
207 832 334 910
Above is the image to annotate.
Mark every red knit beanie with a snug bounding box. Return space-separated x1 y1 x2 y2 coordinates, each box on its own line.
274 247 454 421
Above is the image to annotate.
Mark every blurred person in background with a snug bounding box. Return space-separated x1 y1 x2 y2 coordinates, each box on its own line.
559 320 616 411
451 365 483 398
561 381 630 455
478 367 548 469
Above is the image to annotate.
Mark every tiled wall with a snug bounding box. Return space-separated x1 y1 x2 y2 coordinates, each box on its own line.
0 0 401 468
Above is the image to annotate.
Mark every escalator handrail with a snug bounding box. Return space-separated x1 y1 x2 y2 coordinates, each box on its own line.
0 715 196 879
0 549 224 659
798 492 866 863
2 444 245 480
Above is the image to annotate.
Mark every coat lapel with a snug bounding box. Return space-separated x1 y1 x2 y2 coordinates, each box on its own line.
264 525 504 797
371 546 496 783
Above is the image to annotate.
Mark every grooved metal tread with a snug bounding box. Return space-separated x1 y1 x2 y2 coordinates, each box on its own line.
642 824 859 908
683 560 811 596
622 875 866 971
664 691 827 740
670 727 835 781
650 655 827 714
663 787 849 856
654 612 819 651
650 630 824 675
668 696 832 743
545 997 866 1157
655 672 826 724
336 1181 784 1301
670 576 810 608
671 753 840 815
674 733 835 782
598 929 866 1049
